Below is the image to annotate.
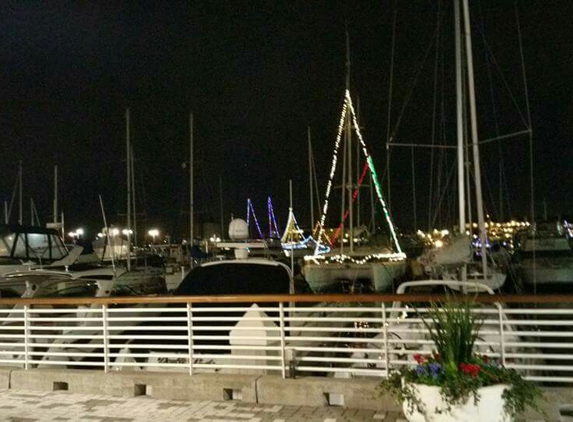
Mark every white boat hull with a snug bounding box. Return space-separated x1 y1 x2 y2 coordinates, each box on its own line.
521 259 573 285
303 260 406 293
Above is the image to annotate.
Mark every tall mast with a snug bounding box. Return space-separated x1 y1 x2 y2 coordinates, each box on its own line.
345 28 354 253
53 165 58 224
462 0 487 278
308 126 314 229
289 179 295 290
18 160 22 225
454 0 466 234
189 112 194 245
131 145 137 246
219 175 224 237
126 108 131 271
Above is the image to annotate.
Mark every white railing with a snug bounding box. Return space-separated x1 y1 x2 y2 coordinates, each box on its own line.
0 295 571 383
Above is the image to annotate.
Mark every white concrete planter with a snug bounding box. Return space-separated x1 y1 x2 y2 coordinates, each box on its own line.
403 383 509 422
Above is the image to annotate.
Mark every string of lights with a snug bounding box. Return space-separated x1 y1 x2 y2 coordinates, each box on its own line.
332 160 370 243
314 89 405 258
246 198 263 238
267 196 281 238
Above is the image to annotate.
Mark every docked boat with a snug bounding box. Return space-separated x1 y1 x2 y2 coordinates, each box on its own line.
0 224 81 275
515 220 573 288
302 33 406 293
303 89 406 293
417 235 507 292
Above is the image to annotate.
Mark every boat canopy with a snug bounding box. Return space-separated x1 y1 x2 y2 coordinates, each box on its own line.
0 225 68 263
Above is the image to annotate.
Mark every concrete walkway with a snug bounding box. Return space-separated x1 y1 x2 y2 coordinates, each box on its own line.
0 389 406 421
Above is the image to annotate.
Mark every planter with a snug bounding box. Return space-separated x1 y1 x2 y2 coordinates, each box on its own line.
403 383 509 422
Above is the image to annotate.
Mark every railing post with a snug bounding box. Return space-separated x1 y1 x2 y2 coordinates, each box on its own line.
497 303 506 366
279 302 287 379
382 302 389 378
102 304 109 373
187 303 194 376
24 305 29 370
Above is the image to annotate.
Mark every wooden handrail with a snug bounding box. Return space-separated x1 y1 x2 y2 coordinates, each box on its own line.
0 293 571 306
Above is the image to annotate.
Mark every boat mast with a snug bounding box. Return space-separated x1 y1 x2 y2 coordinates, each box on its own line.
18 160 22 225
345 28 354 254
219 175 224 238
308 127 314 229
189 112 194 246
289 179 295 291
454 0 465 234
53 165 58 224
461 0 488 278
126 108 132 271
131 145 137 246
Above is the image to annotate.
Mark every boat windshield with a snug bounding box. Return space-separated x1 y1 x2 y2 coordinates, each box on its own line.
0 227 68 262
0 233 15 258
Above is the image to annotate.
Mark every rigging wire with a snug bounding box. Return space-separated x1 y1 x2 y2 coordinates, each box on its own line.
515 0 536 290
428 0 442 231
473 22 531 131
478 0 503 221
385 0 397 211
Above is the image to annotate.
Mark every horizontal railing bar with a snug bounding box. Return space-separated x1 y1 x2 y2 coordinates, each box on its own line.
1 293 573 306
192 363 279 370
297 356 382 364
294 366 384 375
31 360 103 367
28 351 103 357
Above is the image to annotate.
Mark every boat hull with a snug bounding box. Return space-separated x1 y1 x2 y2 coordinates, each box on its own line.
303 260 406 293
521 259 573 285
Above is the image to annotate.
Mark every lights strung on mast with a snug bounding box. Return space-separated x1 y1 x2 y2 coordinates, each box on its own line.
314 89 404 257
267 196 281 238
246 198 263 239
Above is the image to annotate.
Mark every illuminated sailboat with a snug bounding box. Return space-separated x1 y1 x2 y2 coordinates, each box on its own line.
302 33 406 293
281 207 329 258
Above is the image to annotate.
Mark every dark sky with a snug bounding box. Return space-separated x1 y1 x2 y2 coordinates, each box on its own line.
0 1 571 240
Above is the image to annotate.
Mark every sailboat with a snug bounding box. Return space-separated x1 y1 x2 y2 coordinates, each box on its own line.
390 0 511 292
302 33 407 293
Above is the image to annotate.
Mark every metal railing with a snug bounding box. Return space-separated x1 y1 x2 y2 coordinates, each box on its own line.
0 294 572 383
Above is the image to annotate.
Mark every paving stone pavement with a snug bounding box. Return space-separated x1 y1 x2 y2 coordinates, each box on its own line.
0 389 407 421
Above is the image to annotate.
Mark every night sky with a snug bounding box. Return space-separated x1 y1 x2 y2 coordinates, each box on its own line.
0 1 571 241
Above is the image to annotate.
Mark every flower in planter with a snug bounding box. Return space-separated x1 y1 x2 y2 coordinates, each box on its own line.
379 296 543 421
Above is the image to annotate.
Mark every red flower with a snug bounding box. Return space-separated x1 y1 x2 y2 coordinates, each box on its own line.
460 363 481 378
414 354 424 364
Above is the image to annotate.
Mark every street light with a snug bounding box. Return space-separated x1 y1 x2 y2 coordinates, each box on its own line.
148 229 159 244
68 228 84 243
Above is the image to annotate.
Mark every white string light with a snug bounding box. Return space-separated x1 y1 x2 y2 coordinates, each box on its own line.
314 89 404 258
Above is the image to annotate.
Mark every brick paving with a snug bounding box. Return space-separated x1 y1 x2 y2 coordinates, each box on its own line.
0 389 407 421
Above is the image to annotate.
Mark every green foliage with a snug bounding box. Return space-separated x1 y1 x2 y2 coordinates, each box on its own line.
379 296 543 419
